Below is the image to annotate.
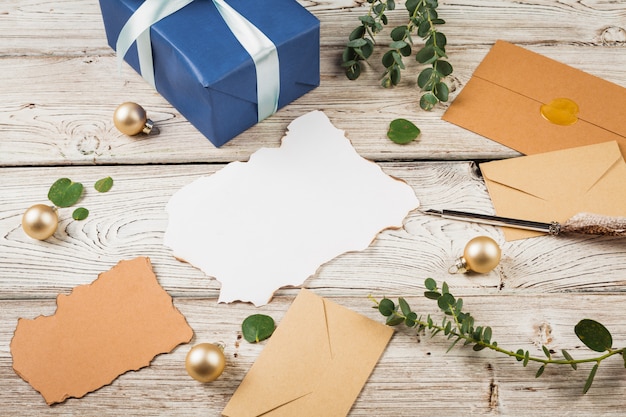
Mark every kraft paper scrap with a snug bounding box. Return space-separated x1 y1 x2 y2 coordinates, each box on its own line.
10 257 193 405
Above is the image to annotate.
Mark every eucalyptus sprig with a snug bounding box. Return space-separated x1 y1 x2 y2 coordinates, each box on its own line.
343 0 452 110
372 279 626 393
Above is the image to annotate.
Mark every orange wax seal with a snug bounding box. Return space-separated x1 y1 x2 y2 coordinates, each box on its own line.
540 98 579 126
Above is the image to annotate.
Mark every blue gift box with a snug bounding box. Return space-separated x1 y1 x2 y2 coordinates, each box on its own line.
99 0 320 147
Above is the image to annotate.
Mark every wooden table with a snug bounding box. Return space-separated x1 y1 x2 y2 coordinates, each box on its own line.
2 0 625 415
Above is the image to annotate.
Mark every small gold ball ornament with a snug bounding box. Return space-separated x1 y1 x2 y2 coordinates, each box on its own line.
113 102 154 135
185 343 226 383
22 204 58 240
450 236 501 274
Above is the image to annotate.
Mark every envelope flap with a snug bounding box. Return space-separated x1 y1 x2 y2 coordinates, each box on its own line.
222 290 328 417
480 141 623 201
474 40 626 138
222 289 393 417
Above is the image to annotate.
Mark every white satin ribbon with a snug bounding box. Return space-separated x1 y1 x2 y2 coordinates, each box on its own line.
116 0 280 121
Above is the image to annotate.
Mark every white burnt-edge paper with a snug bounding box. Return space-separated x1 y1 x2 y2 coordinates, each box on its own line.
164 111 420 306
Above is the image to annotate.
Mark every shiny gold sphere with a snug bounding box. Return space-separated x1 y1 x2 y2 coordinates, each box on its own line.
22 204 58 240
185 343 225 383
113 102 153 135
462 236 501 274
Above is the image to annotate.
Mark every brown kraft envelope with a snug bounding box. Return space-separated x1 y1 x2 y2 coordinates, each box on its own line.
222 289 394 417
442 40 626 158
479 141 626 241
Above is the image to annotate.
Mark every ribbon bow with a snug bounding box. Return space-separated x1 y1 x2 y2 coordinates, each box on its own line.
115 0 280 122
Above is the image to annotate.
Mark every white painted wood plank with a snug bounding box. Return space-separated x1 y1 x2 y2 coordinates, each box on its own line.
2 294 626 415
1 163 624 299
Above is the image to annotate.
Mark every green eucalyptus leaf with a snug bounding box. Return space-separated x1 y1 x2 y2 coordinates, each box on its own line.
425 8 438 19
387 0 395 10
523 350 530 367
390 66 401 85
392 51 404 68
400 43 412 57
583 364 599 394
424 291 441 300
434 60 453 76
433 45 447 58
562 349 577 370
424 278 437 291
455 298 463 314
72 207 89 221
415 46 435 63
417 20 431 37
420 93 438 111
398 297 411 316
417 68 433 88
404 312 417 327
382 50 395 68
390 40 407 50
542 345 551 359
483 326 492 344
349 26 366 41
515 349 525 361
346 64 361 80
378 298 395 316
437 293 455 313
405 0 419 14
535 365 546 378
359 15 376 25
94 176 114 193
473 344 486 351
386 315 404 326
48 178 84 208
361 39 374 59
387 118 420 145
242 314 275 343
433 32 447 48
390 25 408 41
342 46 358 63
575 319 613 352
347 38 367 48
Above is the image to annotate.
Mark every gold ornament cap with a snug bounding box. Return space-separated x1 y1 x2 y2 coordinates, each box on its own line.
113 102 153 135
449 236 501 274
185 342 226 383
22 204 58 240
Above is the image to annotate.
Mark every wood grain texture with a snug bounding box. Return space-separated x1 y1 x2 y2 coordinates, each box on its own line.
2 295 626 416
1 0 626 415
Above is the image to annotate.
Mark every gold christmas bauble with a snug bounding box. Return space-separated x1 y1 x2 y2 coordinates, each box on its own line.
461 236 501 274
113 102 153 135
22 204 58 240
185 343 225 383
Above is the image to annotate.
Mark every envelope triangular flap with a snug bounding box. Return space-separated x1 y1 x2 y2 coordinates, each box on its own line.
474 40 626 138
480 141 622 201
